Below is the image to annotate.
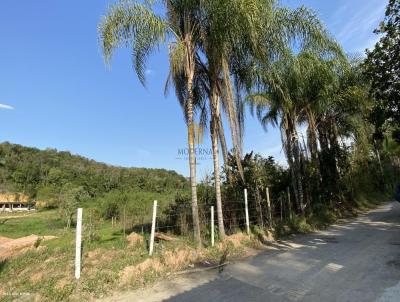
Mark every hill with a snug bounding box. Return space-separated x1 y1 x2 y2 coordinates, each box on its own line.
0 142 189 207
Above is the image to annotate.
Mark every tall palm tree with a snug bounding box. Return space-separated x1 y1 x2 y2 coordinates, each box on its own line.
198 0 343 230
195 0 266 238
98 0 203 246
248 49 344 213
248 60 306 213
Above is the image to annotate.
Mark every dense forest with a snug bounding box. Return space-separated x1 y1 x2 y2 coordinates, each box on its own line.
0 142 189 208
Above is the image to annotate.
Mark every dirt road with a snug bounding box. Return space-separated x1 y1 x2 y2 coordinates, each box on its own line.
102 202 400 302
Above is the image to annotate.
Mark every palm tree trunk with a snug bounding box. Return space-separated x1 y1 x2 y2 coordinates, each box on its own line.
211 89 226 239
185 40 202 247
306 107 319 163
283 117 303 214
282 121 298 215
292 136 305 213
218 112 233 184
187 98 201 247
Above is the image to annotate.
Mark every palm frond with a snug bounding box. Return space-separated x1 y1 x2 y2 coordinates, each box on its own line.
98 0 168 85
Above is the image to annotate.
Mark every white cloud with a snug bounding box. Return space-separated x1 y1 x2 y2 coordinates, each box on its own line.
145 69 153 75
0 103 14 110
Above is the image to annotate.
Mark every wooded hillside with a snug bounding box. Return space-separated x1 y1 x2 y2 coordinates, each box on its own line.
0 142 189 206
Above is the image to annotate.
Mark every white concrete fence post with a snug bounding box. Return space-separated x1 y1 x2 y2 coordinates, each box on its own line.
211 206 214 247
244 189 250 235
149 200 157 256
266 187 272 226
75 208 83 280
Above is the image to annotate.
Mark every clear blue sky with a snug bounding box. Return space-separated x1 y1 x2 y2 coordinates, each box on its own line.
0 0 386 178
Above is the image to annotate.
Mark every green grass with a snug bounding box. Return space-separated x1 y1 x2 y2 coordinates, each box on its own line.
0 208 259 302
0 210 64 238
0 210 149 301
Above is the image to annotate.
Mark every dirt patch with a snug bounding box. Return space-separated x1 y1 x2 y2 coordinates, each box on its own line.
0 234 57 260
87 248 102 260
0 236 12 245
55 277 72 290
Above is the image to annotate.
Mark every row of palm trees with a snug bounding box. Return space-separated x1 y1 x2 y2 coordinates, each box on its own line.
249 51 370 213
98 0 343 246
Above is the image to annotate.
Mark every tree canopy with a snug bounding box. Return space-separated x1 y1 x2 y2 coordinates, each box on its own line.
364 0 400 141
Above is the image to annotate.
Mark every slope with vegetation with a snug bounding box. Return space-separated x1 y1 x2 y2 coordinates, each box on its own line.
0 142 189 211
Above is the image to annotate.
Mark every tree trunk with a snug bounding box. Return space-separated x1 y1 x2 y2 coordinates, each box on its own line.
283 122 300 214
318 120 336 203
211 89 226 239
185 39 202 247
218 112 233 184
306 111 321 205
328 121 341 179
282 114 304 214
292 135 305 214
306 107 319 163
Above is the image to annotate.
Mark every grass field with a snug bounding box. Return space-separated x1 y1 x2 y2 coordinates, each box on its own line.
0 209 241 302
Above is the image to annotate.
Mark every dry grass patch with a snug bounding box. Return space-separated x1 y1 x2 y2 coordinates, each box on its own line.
163 248 199 270
30 271 44 284
120 258 164 285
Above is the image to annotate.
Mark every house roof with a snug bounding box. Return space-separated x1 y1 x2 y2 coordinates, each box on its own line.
0 193 30 204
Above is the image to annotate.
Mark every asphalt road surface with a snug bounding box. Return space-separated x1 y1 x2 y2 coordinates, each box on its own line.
103 202 400 302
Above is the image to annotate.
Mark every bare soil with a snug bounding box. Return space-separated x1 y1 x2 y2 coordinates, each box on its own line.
0 234 57 260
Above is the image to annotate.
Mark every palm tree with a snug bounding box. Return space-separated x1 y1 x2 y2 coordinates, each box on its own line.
198 0 343 228
195 0 267 238
248 50 344 213
98 0 203 246
248 62 306 213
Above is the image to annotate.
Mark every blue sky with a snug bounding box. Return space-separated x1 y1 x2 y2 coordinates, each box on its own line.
0 0 386 178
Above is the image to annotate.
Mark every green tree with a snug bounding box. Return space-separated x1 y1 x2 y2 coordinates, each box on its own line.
364 0 400 140
248 49 346 212
58 184 87 228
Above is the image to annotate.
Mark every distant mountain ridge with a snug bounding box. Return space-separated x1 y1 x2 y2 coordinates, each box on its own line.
0 142 188 203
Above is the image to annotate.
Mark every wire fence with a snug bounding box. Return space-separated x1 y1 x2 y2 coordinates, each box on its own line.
72 187 294 278
72 187 298 259
99 187 295 252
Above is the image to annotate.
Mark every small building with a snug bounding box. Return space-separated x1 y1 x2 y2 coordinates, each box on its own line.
0 193 34 212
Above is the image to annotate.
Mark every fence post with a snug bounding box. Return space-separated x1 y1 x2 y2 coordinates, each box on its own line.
266 187 272 227
149 200 157 256
75 208 83 280
123 205 126 237
211 206 214 247
244 189 250 235
257 189 264 229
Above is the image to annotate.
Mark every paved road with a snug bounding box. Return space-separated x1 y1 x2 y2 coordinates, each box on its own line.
104 202 400 302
